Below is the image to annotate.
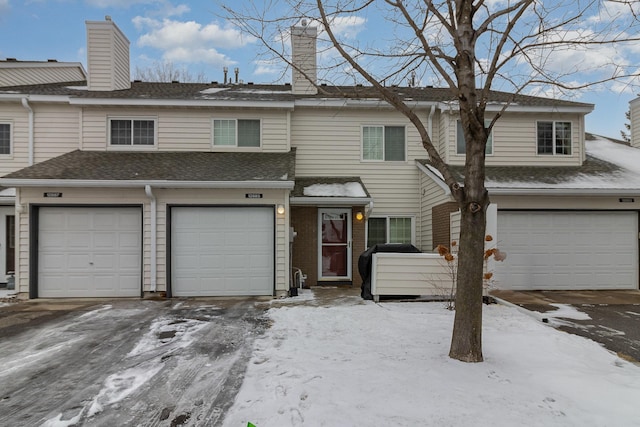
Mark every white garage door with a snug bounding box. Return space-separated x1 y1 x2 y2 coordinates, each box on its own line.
38 207 142 297
495 211 638 290
171 207 274 297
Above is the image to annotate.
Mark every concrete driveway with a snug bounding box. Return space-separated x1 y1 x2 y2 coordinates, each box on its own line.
0 298 270 426
491 290 640 363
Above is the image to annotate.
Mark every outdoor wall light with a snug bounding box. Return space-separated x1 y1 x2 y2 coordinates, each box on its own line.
355 211 364 221
277 204 286 215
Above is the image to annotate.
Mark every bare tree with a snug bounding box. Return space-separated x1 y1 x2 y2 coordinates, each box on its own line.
134 60 208 83
223 0 640 362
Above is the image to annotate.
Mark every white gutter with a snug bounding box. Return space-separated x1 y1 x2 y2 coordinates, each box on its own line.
0 179 296 189
295 98 438 109
21 98 34 166
416 161 452 196
428 104 436 140
68 98 294 109
290 196 373 206
144 185 157 292
436 101 593 114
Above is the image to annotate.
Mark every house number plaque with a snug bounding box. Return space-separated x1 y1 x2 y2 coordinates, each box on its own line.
44 192 63 198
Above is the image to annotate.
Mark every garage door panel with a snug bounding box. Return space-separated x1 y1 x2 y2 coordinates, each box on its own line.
172 207 274 297
496 211 638 290
38 207 142 298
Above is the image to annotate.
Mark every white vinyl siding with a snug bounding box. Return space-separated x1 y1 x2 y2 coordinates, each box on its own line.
0 64 86 87
444 113 583 166
86 20 130 91
109 118 156 146
362 125 406 161
0 122 11 155
213 119 261 147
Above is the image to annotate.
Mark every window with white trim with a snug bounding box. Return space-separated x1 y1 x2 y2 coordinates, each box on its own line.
367 216 413 247
109 119 156 146
213 119 261 147
537 121 571 155
0 123 11 155
362 125 406 161
456 120 493 155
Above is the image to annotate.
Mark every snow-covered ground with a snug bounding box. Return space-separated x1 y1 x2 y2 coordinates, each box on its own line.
223 290 640 427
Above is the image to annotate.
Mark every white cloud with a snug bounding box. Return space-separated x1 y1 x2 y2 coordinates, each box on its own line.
0 0 9 14
327 16 366 39
133 17 255 65
85 0 157 7
587 1 640 24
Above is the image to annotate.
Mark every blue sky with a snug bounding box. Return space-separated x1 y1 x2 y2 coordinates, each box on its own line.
0 0 638 139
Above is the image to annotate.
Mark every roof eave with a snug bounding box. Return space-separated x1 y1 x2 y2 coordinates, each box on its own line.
68 98 295 109
438 102 593 114
0 179 295 190
488 187 640 196
290 196 373 205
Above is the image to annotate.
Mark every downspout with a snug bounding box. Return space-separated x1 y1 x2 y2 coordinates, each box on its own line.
428 104 435 142
144 185 157 292
21 98 34 166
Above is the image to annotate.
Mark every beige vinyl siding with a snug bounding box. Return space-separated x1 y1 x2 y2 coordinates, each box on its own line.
444 112 584 167
81 107 289 152
292 108 425 215
419 170 452 251
630 98 640 149
371 253 451 298
33 104 80 163
450 210 461 244
0 103 29 175
86 20 130 91
15 187 289 297
0 65 85 87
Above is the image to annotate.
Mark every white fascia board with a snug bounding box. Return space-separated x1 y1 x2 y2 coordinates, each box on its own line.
295 98 437 109
415 161 451 196
437 102 593 114
290 196 373 205
0 94 71 103
68 98 294 109
488 187 640 196
0 179 295 190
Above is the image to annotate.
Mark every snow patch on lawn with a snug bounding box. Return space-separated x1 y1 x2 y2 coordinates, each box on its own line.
222 302 640 427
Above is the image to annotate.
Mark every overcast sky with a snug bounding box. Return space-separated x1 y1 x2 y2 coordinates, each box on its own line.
1 0 639 138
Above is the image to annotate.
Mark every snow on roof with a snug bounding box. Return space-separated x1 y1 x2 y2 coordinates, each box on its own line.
199 87 230 95
303 182 368 198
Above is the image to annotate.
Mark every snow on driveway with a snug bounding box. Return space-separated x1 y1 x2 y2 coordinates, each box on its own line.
223 292 640 427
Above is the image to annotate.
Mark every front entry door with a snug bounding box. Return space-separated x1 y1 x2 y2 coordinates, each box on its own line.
318 208 352 280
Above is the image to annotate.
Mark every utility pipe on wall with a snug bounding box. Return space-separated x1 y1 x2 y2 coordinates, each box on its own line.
21 98 34 166
144 185 157 292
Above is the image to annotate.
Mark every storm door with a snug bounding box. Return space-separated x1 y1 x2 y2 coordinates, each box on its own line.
318 208 352 280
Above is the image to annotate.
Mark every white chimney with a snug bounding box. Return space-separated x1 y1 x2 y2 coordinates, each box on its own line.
85 17 130 91
291 21 317 95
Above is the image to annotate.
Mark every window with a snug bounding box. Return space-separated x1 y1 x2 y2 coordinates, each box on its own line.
0 123 11 155
456 120 493 155
110 119 155 146
367 217 413 247
362 125 405 161
537 121 571 155
213 119 261 147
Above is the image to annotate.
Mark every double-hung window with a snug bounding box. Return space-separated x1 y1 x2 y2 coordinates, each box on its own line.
109 118 155 146
456 120 493 155
537 121 571 155
213 119 261 147
367 217 413 247
362 125 405 161
0 123 11 155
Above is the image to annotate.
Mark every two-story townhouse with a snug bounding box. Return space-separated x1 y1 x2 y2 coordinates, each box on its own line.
2 17 640 299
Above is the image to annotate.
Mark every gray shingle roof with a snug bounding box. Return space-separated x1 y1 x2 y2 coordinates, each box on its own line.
1 149 296 183
0 80 592 109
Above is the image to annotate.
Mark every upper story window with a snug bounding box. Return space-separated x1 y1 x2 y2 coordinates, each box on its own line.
537 121 571 155
456 120 493 155
367 216 413 247
109 119 155 146
362 125 406 161
0 123 11 155
213 119 261 147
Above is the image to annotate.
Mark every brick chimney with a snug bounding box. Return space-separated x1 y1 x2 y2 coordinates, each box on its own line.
85 16 130 91
291 20 317 95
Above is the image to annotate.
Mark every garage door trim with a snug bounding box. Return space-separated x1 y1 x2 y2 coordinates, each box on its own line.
29 204 144 299
166 204 277 298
